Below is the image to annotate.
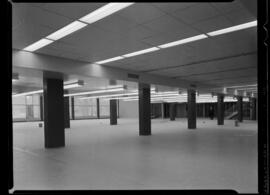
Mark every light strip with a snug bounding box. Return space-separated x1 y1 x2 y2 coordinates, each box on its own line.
79 92 138 100
46 21 87 41
12 90 44 97
65 87 124 97
122 47 160 58
226 85 257 89
95 56 124 64
158 34 208 49
207 20 257 36
23 39 53 52
13 81 84 97
79 3 134 24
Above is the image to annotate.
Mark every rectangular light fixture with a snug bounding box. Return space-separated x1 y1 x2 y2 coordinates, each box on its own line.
12 90 44 97
23 39 54 52
65 87 124 97
158 34 208 49
95 56 124 64
122 47 160 58
79 3 134 24
12 80 84 97
207 20 257 36
46 21 87 41
79 92 138 100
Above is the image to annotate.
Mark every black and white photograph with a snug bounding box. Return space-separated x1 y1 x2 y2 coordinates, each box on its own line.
7 0 268 194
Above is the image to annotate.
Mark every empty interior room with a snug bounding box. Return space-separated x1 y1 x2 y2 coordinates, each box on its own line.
11 1 258 193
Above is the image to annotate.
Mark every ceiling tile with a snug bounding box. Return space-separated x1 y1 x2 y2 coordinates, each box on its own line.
117 3 165 25
142 14 198 35
192 15 233 33
12 22 53 49
210 0 245 14
12 4 73 31
40 3 106 20
152 3 196 13
170 3 221 25
223 8 257 25
94 14 138 35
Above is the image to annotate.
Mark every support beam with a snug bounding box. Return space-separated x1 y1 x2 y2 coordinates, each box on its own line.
187 89 196 129
169 103 176 121
13 50 216 90
110 99 117 125
139 83 151 135
250 97 256 120
236 96 243 122
217 94 224 125
43 78 65 148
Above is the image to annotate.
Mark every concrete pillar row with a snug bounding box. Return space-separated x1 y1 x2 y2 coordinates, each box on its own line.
138 83 151 135
217 94 224 125
187 89 196 129
43 78 65 148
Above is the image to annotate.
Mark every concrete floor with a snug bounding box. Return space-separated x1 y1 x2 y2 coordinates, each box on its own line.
12 118 257 192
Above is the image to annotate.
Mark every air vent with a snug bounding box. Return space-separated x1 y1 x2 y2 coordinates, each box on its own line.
128 73 139 79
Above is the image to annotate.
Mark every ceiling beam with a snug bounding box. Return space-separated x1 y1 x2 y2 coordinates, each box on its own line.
12 49 217 90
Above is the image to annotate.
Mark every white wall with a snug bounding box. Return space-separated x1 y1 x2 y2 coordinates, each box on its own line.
119 100 138 118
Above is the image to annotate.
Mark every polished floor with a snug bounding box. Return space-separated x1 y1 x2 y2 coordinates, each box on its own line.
12 118 257 192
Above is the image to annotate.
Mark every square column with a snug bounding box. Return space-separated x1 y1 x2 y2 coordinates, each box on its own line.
110 99 117 125
40 95 43 121
71 97 75 120
43 78 65 148
236 96 243 122
187 89 196 129
96 98 100 119
250 97 256 120
169 103 176 121
139 83 151 135
64 96 70 128
217 94 224 125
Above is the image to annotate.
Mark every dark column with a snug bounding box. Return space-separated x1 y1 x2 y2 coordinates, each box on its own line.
40 95 43 121
71 97 75 120
110 99 117 125
187 89 196 129
169 103 176 121
64 96 70 128
217 94 224 125
43 78 65 148
96 98 100 119
237 96 243 122
250 97 256 120
139 83 151 135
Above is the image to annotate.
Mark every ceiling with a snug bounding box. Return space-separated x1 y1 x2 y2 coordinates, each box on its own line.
12 1 257 94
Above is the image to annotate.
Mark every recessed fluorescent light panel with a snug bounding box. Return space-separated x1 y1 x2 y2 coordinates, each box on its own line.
207 20 257 36
79 3 134 24
95 56 124 64
46 21 87 41
23 39 54 52
12 90 44 97
158 34 208 49
65 87 124 97
123 47 160 58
